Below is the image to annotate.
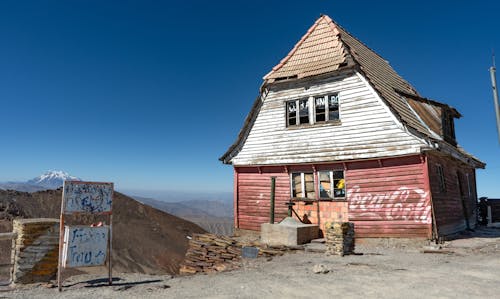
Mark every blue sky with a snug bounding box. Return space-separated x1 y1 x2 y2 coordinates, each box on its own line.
0 1 499 197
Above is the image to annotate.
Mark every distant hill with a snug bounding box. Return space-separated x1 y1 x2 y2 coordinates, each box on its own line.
0 189 206 276
0 170 81 192
134 196 234 236
0 182 46 192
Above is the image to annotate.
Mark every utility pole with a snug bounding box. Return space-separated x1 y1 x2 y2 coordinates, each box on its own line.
490 54 500 143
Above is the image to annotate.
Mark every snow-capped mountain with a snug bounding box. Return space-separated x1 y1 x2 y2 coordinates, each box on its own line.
26 170 81 189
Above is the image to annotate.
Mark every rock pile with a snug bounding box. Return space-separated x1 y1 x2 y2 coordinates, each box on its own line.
324 222 355 256
179 234 241 274
179 233 293 275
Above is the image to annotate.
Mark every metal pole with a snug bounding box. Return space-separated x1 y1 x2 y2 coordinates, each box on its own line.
489 66 500 143
270 177 276 224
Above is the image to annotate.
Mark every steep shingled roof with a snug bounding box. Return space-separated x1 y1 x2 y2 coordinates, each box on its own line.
263 16 349 81
264 15 430 136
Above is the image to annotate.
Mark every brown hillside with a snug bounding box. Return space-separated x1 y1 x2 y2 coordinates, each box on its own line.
0 189 206 275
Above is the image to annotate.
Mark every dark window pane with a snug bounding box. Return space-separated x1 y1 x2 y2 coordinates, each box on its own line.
328 94 339 120
332 170 345 198
315 96 326 122
287 101 297 126
299 99 309 124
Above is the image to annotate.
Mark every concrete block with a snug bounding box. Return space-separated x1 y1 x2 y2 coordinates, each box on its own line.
261 218 319 246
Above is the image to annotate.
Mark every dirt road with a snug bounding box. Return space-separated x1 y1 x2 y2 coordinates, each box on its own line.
2 227 500 299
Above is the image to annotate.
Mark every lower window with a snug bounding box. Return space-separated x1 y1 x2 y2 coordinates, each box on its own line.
291 173 315 199
318 170 345 199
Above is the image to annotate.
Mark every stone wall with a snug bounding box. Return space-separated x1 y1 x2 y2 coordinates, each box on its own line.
11 218 59 284
324 222 355 256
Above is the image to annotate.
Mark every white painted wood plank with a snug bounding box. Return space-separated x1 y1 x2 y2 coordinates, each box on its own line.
231 72 425 165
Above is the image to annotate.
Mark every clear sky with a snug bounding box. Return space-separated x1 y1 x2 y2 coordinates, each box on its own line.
0 1 499 197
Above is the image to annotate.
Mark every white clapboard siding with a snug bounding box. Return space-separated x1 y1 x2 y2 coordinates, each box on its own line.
231 71 427 165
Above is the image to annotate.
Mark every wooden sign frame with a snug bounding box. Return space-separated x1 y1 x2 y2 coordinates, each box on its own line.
57 181 114 291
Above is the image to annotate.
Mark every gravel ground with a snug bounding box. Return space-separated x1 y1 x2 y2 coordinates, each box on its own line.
1 227 499 299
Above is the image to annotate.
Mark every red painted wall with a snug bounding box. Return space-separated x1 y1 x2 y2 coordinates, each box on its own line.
235 166 290 231
235 155 434 238
426 152 478 236
347 156 432 238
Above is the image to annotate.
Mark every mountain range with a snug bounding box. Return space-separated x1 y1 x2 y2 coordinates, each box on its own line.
0 170 234 235
134 196 234 235
0 188 205 276
0 170 81 192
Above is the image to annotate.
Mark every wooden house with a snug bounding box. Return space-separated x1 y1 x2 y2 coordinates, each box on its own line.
220 15 485 239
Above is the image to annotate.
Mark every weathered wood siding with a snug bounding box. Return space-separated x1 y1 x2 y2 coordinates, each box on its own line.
427 152 478 237
231 71 427 166
347 156 432 238
235 156 433 238
235 166 290 231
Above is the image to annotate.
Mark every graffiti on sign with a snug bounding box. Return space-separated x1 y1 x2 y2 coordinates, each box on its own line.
62 226 108 268
63 182 113 213
348 186 431 224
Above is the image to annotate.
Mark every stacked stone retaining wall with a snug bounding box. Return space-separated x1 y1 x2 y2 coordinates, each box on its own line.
325 222 355 256
11 218 59 284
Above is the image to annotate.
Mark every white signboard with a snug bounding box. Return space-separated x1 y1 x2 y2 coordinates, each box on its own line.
62 226 109 268
63 181 113 213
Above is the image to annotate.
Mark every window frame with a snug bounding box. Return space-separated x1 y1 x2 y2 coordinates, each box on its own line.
285 92 340 128
286 98 310 127
318 170 346 200
436 164 446 193
314 93 340 123
290 172 315 200
466 173 472 198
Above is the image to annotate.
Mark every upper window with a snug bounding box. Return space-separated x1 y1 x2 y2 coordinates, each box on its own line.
287 99 309 126
442 110 456 144
291 172 315 199
286 93 339 127
315 93 339 123
436 164 446 193
318 170 345 199
457 172 465 197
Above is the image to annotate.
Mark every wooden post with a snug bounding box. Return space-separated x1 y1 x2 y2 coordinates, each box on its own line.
57 186 66 292
270 177 276 224
108 213 113 285
488 206 493 226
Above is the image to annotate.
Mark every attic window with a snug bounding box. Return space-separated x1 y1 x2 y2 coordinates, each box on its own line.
314 93 340 123
287 93 340 127
287 99 309 126
442 110 456 144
